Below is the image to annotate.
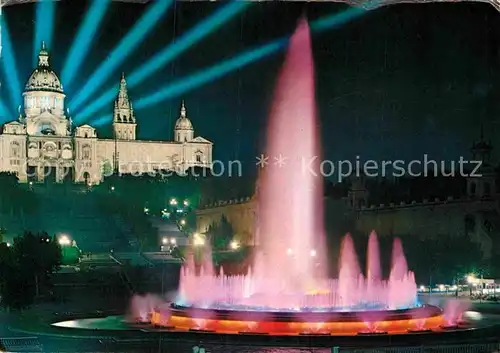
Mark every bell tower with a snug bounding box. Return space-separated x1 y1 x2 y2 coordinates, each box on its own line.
347 176 369 209
174 101 194 142
112 73 136 140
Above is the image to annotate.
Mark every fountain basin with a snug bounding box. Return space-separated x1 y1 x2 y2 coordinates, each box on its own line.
150 304 445 335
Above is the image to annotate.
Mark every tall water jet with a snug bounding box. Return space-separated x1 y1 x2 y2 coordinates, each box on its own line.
131 18 446 336
202 243 215 278
390 238 408 281
255 17 326 292
366 231 381 281
366 231 382 303
389 238 417 309
338 234 362 306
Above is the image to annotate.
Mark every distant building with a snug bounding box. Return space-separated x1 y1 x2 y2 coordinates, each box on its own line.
0 42 213 185
195 134 500 259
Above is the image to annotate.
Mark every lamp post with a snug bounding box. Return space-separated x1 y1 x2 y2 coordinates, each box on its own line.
58 234 73 265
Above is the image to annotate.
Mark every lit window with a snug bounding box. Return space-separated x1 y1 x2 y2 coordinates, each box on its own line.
26 96 35 108
40 96 50 109
10 142 20 158
82 145 91 160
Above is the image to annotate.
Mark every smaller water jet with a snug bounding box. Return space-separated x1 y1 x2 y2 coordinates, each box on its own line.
441 299 470 329
175 233 418 313
127 294 164 323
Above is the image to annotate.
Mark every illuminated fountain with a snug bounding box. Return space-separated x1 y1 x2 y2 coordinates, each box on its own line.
148 18 446 335
175 232 418 312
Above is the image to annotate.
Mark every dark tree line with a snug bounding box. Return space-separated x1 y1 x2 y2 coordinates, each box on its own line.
0 231 61 309
205 215 235 252
0 172 39 216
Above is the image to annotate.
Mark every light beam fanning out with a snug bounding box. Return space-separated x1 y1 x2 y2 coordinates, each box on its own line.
69 0 173 112
61 0 110 89
34 0 56 66
1 19 22 115
135 39 286 110
75 0 250 123
89 39 286 126
0 100 9 119
90 4 374 126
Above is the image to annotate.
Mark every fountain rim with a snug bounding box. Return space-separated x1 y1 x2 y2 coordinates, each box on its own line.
162 303 443 323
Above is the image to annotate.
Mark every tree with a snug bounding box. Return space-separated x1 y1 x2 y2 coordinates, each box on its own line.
206 216 234 251
0 172 39 215
0 242 14 305
404 234 483 285
0 231 62 309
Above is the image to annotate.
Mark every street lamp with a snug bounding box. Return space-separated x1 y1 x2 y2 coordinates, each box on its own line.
193 233 205 246
183 200 189 206
230 240 240 250
180 219 186 226
170 198 178 206
58 234 71 246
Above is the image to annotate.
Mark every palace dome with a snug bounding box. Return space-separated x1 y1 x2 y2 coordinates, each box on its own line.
175 101 193 130
175 117 193 130
25 42 64 94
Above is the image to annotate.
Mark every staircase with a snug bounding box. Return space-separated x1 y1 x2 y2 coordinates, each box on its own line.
111 215 138 249
111 252 152 267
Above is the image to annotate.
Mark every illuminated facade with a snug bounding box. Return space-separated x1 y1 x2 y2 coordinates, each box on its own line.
0 43 213 184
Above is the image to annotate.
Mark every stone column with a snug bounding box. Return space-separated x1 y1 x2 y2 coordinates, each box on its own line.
37 164 44 182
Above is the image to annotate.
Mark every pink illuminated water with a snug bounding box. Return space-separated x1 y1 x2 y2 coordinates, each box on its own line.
443 299 470 326
253 17 326 291
178 235 417 312
173 19 418 313
127 294 164 323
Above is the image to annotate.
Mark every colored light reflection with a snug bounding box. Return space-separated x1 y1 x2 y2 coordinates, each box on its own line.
151 311 446 336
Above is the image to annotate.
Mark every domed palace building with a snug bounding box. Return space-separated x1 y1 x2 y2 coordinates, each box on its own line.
0 43 213 184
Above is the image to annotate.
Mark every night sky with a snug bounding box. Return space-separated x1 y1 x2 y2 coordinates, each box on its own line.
3 0 500 171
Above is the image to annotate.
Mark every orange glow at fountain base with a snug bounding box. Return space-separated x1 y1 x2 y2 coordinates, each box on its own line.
151 310 446 336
